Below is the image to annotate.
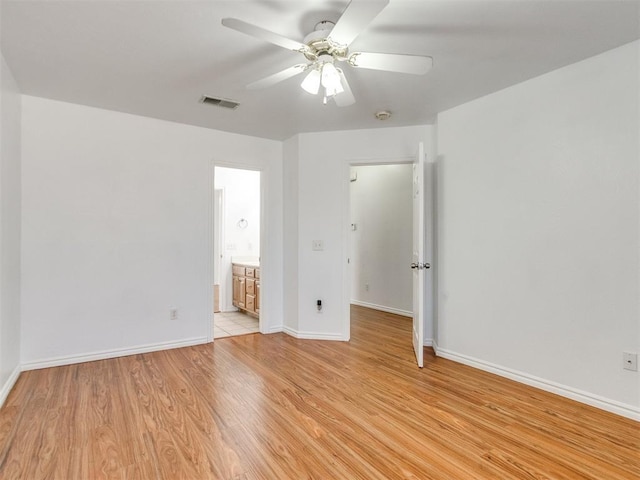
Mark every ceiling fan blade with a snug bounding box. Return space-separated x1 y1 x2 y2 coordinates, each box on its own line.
222 18 311 54
334 69 355 107
349 52 433 75
328 0 389 47
247 64 308 90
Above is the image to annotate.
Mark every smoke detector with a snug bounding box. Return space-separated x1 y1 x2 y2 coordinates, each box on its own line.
375 110 391 120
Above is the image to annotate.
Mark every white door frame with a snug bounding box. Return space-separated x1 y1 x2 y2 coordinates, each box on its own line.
213 188 225 310
208 160 266 342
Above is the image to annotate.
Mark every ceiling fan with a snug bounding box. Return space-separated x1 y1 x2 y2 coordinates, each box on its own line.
221 0 432 106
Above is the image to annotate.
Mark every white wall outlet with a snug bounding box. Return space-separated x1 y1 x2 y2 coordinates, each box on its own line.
169 308 178 321
312 240 324 251
623 352 637 371
365 283 370 291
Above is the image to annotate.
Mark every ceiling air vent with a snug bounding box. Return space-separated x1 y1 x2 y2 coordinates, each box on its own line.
200 95 239 110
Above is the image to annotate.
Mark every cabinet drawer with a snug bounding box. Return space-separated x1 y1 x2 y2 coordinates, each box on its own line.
246 294 256 312
255 268 260 279
245 268 255 278
232 265 245 276
246 278 255 295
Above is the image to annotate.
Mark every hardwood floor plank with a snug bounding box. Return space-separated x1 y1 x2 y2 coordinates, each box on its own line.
0 305 637 479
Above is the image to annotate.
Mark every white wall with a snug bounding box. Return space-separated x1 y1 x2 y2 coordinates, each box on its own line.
20 96 283 367
436 41 639 418
0 53 22 404
214 166 260 311
282 135 299 333
290 125 435 341
350 164 413 315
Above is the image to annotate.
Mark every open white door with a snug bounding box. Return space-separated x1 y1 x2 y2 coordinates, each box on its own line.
412 142 428 368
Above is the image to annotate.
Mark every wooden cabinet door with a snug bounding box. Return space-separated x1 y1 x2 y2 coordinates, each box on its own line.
238 277 246 308
232 275 240 307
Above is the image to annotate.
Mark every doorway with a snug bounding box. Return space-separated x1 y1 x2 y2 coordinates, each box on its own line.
213 166 261 339
349 163 416 358
349 163 414 320
347 151 435 367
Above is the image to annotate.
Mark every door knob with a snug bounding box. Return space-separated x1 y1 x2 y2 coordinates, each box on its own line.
411 262 431 270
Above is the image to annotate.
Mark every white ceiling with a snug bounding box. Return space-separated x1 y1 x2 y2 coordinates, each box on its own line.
2 0 639 140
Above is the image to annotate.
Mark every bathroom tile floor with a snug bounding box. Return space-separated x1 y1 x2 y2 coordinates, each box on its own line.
214 311 260 339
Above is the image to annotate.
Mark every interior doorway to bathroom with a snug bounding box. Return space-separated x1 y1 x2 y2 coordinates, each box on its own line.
213 166 261 339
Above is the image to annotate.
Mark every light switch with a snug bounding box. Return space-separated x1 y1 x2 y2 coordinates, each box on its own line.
312 240 324 251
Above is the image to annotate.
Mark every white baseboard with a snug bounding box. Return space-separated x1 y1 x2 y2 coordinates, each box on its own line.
0 365 22 408
423 338 433 347
350 300 412 318
432 342 640 422
21 337 210 371
283 326 346 341
265 325 284 334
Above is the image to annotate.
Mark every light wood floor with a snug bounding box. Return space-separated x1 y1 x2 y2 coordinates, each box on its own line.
0 306 637 479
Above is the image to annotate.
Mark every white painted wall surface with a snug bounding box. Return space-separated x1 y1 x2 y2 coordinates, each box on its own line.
214 167 260 311
0 53 22 404
282 135 299 334
437 41 639 416
20 96 283 366
293 125 435 340
350 164 413 316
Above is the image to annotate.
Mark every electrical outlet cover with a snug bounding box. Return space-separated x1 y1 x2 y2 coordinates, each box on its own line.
623 352 637 371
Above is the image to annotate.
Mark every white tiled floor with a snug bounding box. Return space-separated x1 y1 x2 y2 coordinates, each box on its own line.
214 311 260 339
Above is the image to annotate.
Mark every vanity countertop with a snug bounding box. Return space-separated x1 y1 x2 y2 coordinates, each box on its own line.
232 261 260 268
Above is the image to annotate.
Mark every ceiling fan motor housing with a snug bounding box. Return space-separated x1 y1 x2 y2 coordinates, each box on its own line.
302 21 348 62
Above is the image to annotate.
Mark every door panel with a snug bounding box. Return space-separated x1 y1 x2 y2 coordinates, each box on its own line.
412 143 425 368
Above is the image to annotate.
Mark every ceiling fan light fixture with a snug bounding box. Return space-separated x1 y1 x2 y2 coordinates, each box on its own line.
301 68 321 94
321 62 344 97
